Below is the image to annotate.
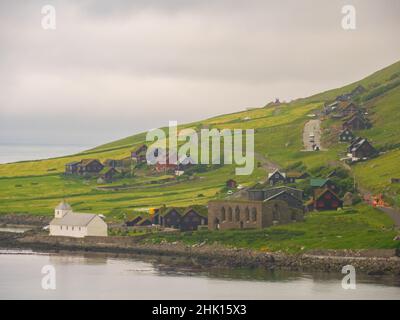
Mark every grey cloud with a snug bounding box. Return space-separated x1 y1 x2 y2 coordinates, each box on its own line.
0 0 399 145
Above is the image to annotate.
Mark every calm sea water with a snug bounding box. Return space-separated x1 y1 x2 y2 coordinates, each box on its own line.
0 250 399 300
0 145 90 164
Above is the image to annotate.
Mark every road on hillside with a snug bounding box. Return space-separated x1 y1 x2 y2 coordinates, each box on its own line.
303 119 323 151
377 207 400 229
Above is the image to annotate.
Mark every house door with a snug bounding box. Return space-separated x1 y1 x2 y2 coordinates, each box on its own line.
214 218 220 230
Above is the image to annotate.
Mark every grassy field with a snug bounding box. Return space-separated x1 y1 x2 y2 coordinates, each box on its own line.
143 204 399 253
0 60 399 223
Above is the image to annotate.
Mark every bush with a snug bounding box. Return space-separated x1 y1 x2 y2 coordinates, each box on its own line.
363 79 400 101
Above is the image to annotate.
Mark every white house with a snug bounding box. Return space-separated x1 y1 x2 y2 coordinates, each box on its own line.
49 201 108 238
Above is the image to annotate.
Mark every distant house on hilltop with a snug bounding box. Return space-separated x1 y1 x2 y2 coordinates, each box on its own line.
65 159 104 176
131 144 148 164
99 167 119 182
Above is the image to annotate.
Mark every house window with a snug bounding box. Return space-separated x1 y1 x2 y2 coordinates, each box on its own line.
251 208 257 222
221 207 226 221
235 206 240 222
245 207 250 221
228 207 233 222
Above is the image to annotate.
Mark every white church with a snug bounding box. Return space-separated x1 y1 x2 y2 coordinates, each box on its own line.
49 201 108 238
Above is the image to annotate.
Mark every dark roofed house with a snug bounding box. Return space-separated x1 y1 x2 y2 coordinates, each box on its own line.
226 179 238 189
310 189 343 211
286 171 308 183
136 218 152 227
347 138 377 159
339 129 355 142
264 191 304 211
65 161 81 175
103 159 124 169
343 114 369 131
335 93 352 102
100 167 119 182
126 216 143 227
180 208 208 231
160 208 183 229
263 186 304 202
310 178 339 194
79 159 104 176
350 85 366 97
339 101 360 117
65 159 103 176
267 169 287 186
131 144 148 163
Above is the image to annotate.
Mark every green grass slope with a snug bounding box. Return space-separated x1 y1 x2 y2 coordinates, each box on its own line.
0 59 400 219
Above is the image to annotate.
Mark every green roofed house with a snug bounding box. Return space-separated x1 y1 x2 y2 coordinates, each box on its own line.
310 178 339 194
102 167 119 181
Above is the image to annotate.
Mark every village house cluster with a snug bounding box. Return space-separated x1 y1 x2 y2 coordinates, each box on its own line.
124 206 208 232
323 86 378 163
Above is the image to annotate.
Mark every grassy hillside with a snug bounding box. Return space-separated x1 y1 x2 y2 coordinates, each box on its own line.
144 204 398 253
0 60 400 219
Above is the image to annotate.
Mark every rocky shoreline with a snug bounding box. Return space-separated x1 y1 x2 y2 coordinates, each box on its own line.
1 231 399 276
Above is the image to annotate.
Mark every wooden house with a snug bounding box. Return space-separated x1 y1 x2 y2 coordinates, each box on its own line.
126 216 143 227
226 179 238 189
347 138 376 159
264 191 304 211
267 169 287 186
136 218 152 227
79 159 104 175
343 114 369 131
131 145 148 163
180 208 208 231
160 208 182 229
103 159 125 169
310 178 340 194
310 189 343 211
286 171 308 183
338 101 360 117
339 129 354 142
100 167 119 182
65 161 81 175
65 159 104 176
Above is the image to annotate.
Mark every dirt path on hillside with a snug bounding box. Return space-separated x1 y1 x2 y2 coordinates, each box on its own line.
357 185 400 229
303 119 324 151
254 152 281 171
377 207 400 229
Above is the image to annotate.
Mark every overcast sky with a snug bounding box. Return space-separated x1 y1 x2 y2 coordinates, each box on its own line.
0 0 399 146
